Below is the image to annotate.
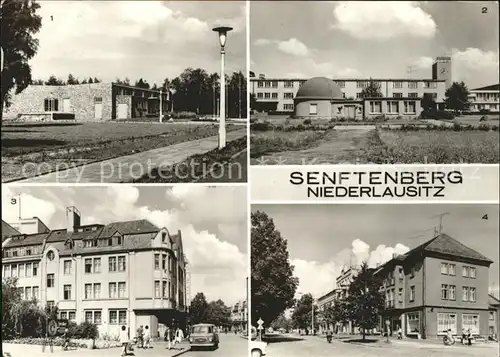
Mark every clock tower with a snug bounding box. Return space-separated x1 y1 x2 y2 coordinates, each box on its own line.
432 56 452 89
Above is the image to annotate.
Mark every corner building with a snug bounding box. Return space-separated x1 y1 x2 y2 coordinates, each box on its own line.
375 233 493 339
1 207 188 339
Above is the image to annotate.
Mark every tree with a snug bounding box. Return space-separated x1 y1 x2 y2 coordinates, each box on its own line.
228 71 247 118
360 79 383 98
189 292 209 325
88 77 94 84
345 262 384 340
250 93 257 112
445 81 470 113
1 0 43 114
270 313 293 332
93 77 100 83
67 74 78 85
135 78 150 89
291 293 318 331
205 299 231 327
45 75 64 85
421 93 436 112
81 78 88 84
251 211 299 327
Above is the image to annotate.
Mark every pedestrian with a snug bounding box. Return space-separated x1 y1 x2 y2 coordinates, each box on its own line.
467 328 472 345
175 326 184 344
166 327 171 350
120 325 129 357
144 325 151 349
136 325 144 348
62 327 70 351
397 325 402 339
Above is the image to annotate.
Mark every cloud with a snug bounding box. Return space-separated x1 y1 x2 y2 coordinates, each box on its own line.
278 38 310 57
337 67 362 77
293 239 410 298
332 1 436 40
451 47 500 88
1 187 57 226
254 38 274 46
411 56 434 69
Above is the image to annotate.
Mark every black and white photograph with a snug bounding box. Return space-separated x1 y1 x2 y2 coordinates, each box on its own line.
251 204 499 357
1 0 248 183
249 1 499 165
1 186 248 357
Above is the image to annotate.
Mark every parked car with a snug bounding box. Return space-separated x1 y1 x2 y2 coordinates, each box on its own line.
250 340 267 357
188 323 219 350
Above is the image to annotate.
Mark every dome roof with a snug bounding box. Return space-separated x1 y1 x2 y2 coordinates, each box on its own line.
295 77 343 100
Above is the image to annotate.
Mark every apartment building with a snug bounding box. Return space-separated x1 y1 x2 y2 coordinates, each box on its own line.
488 294 500 339
1 207 188 339
230 299 248 332
375 233 493 339
468 84 500 113
250 57 450 114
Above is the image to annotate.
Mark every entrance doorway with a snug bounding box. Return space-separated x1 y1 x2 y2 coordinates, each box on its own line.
63 98 71 113
345 105 356 120
117 104 128 119
94 97 103 120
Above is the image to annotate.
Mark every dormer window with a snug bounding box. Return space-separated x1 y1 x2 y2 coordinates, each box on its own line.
108 238 113 246
92 227 97 231
117 237 122 245
162 232 167 242
47 250 55 261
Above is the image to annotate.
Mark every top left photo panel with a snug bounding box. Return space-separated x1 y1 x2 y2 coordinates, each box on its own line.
1 0 248 184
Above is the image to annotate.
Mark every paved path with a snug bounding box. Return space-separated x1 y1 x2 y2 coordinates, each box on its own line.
17 130 246 183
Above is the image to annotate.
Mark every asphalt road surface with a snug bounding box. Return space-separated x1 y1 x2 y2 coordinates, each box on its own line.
186 334 247 357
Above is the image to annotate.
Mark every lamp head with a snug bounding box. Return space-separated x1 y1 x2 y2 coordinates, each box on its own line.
212 26 233 48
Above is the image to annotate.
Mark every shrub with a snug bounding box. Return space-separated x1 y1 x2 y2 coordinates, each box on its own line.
69 322 98 340
480 115 489 122
171 111 198 120
420 110 455 120
478 124 490 131
303 119 312 125
452 123 463 131
251 121 271 132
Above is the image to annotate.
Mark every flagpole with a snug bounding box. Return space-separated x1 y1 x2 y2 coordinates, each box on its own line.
18 194 21 220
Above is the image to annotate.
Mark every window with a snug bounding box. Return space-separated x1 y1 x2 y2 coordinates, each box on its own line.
490 312 495 321
119 310 127 325
441 263 448 275
437 313 457 334
47 250 55 260
264 93 270 99
162 232 167 242
118 256 126 272
85 310 102 324
271 93 278 99
11 264 17 277
25 287 32 300
60 311 68 320
410 286 415 302
441 284 449 300
469 287 476 302
284 81 294 88
335 81 346 88
408 93 419 98
369 101 382 114
25 263 31 277
470 267 476 279
109 310 118 325
85 284 92 299
393 82 403 89
356 92 362 99
94 97 103 103
163 281 167 297
407 312 420 334
283 104 294 111
109 257 117 272
463 266 470 277
33 287 39 299
93 258 101 273
64 285 72 300
85 311 93 323
3 265 10 278
257 93 263 99
449 264 456 276
47 301 55 310
93 283 101 299
154 254 160 270
398 288 403 303
44 98 59 112
309 104 317 115
47 274 55 288
118 282 126 298
388 101 399 113
462 287 469 301
357 81 368 88
109 283 117 298
109 310 128 325
257 81 263 88
162 255 167 270
404 101 416 114
462 314 479 334
64 260 72 275
271 81 278 88
408 82 418 89
284 92 294 99
19 287 25 300
85 258 92 273
155 281 161 298
449 285 456 300
19 263 25 278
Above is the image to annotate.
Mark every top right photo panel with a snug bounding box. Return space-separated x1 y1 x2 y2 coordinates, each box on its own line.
249 1 499 165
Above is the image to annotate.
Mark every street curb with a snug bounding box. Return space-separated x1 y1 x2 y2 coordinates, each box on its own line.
171 347 191 357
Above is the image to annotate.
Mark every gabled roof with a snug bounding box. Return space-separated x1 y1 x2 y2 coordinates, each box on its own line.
3 232 50 248
472 84 499 91
100 219 159 237
2 220 20 240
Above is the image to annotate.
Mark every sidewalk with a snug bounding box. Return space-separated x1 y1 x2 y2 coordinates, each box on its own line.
16 129 246 183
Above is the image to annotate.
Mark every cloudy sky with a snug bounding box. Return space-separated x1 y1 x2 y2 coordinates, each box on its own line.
250 1 499 88
2 186 248 306
252 204 499 300
31 0 246 84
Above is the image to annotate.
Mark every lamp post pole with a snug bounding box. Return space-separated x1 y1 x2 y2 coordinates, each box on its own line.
159 88 163 123
213 26 232 149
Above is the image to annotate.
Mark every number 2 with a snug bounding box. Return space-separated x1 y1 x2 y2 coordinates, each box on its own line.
482 7 488 14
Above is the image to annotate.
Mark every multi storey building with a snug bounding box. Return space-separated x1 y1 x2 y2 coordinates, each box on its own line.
488 294 500 339
468 84 500 113
250 57 450 114
230 299 248 332
1 207 188 339
375 233 493 339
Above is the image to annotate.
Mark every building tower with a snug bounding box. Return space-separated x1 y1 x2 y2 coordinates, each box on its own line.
432 56 452 89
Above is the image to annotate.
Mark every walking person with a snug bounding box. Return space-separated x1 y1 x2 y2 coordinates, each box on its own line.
120 325 129 357
175 327 184 345
397 325 402 340
136 325 144 349
144 325 151 349
62 327 70 351
166 326 172 350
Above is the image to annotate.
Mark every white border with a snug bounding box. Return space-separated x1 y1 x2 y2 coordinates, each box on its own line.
246 1 252 356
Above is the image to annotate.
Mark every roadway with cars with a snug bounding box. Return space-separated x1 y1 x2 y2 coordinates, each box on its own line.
186 333 247 357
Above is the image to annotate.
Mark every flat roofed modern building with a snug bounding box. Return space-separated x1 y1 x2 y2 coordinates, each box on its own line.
374 233 493 339
468 84 500 113
2 83 170 122
1 207 188 339
250 56 449 116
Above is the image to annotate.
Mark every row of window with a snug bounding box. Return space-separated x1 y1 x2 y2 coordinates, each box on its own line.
406 312 480 335
44 97 102 112
154 280 174 299
441 263 476 278
255 80 439 89
82 309 127 325
18 286 40 300
84 256 126 274
3 262 39 278
369 101 416 115
3 245 43 258
386 284 478 305
83 282 127 300
82 236 123 248
255 92 435 100
154 253 174 272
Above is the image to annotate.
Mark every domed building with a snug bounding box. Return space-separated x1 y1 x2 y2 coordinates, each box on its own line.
294 77 363 120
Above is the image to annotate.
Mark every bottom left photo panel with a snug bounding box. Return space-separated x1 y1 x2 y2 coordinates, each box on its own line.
1 185 249 357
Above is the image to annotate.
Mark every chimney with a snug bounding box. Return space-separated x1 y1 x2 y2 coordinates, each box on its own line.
66 206 81 232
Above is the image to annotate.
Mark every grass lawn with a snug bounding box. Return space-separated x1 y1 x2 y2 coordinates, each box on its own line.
1 122 240 182
133 136 247 183
250 130 328 158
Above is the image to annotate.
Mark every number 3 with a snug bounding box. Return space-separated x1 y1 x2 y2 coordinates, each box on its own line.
482 7 488 13
11 198 17 204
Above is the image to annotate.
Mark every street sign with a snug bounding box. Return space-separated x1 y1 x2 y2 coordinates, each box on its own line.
257 318 263 327
47 320 58 337
56 319 69 334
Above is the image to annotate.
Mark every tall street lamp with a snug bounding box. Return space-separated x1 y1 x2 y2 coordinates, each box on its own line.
212 26 232 149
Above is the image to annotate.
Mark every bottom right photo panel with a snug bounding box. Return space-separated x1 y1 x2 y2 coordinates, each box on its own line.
250 204 499 357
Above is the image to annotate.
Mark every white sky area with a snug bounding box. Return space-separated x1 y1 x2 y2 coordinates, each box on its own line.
2 186 248 306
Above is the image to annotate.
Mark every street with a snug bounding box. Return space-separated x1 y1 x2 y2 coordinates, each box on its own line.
263 335 499 357
187 334 247 357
